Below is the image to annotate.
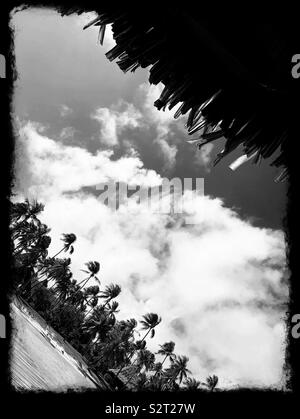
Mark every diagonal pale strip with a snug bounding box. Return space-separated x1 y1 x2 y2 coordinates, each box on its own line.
83 15 102 31
229 151 258 171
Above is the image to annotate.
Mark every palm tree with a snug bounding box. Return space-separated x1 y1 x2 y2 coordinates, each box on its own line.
33 258 73 310
140 313 162 341
52 233 77 258
92 318 138 370
78 8 297 181
183 377 201 391
100 284 122 308
69 261 100 302
16 223 52 293
134 372 149 391
11 199 44 224
115 313 161 378
124 349 155 387
205 375 219 391
13 221 50 256
83 285 101 315
164 355 191 389
156 341 175 373
136 349 155 373
82 307 116 355
153 362 163 376
46 258 72 291
107 301 120 316
134 339 146 351
11 200 30 223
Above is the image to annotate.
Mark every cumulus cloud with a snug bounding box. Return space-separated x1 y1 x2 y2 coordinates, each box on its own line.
59 104 73 117
15 121 162 199
91 83 182 172
13 120 288 389
138 83 180 172
194 143 215 170
91 100 142 146
59 126 76 140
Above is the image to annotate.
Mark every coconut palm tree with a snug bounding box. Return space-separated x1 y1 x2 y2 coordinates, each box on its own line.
153 362 163 376
82 307 116 355
139 350 155 372
32 258 73 310
140 313 162 341
46 258 72 291
52 233 77 258
134 339 146 351
183 377 201 391
134 372 149 391
77 8 299 181
83 285 101 312
100 284 122 308
10 200 30 223
69 261 100 303
16 224 52 294
54 272 73 300
13 221 50 256
85 297 100 318
107 301 120 316
205 374 219 391
92 318 138 370
115 313 161 378
156 341 175 372
164 355 191 389
11 199 44 224
124 349 155 387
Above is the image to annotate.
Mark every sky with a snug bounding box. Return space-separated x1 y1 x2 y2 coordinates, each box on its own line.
11 8 289 389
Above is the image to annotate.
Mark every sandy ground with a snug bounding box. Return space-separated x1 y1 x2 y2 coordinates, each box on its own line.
10 297 101 392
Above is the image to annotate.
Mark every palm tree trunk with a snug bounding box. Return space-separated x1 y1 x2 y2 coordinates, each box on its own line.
51 244 68 259
154 354 168 378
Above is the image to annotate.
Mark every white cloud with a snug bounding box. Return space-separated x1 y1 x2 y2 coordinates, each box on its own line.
15 121 162 200
91 83 182 172
14 121 288 389
91 101 142 146
154 138 178 172
137 83 180 172
59 104 73 117
137 83 217 171
59 126 76 140
194 143 215 170
103 24 117 52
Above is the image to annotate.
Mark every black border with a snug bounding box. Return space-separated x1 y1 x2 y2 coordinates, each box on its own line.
1 2 299 415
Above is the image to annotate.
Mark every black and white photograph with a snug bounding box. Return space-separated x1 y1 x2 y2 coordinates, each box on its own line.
1 3 300 413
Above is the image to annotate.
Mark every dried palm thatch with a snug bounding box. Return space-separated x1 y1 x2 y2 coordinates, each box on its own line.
59 6 299 181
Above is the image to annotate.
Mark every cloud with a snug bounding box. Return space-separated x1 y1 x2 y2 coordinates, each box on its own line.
59 104 73 117
137 83 180 172
103 24 117 52
90 83 182 172
91 100 142 146
15 121 162 199
194 143 215 170
14 121 288 389
154 138 178 172
59 126 76 140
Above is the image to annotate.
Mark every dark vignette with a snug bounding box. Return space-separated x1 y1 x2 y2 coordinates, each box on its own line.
0 0 299 414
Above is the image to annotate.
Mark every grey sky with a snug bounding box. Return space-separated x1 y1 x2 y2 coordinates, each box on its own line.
12 8 286 229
